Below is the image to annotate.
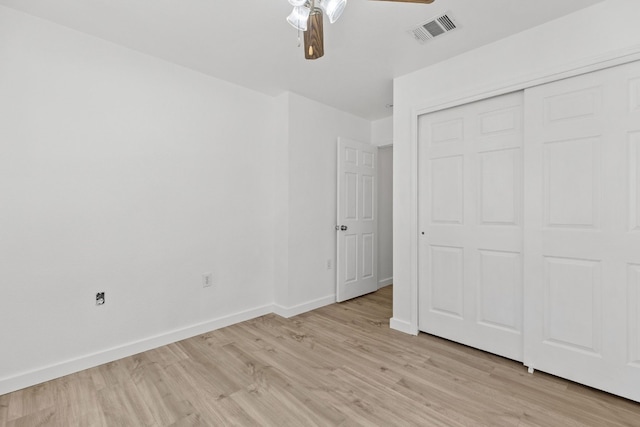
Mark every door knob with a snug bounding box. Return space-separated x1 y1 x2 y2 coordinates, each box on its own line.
335 225 348 231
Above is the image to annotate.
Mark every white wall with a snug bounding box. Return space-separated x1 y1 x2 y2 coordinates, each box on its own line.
0 6 278 393
377 146 393 288
372 116 393 147
273 93 371 315
0 3 380 394
392 0 640 334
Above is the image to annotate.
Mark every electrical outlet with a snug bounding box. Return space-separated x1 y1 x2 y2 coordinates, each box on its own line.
326 259 332 270
202 272 214 288
96 292 105 306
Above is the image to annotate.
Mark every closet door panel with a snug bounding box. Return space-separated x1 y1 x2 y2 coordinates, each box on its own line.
524 59 640 403
419 92 524 362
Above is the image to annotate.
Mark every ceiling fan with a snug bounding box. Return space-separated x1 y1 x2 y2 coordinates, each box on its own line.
286 0 436 60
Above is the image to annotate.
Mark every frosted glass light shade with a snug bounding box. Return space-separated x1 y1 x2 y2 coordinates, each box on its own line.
320 0 346 24
286 6 310 31
288 0 306 5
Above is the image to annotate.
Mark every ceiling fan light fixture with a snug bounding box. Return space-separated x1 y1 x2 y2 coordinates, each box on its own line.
286 6 310 31
320 0 347 24
288 0 307 5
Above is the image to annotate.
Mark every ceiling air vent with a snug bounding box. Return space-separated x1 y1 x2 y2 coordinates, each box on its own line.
409 13 458 44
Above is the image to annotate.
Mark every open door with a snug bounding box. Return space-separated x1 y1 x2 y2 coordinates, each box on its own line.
336 138 378 302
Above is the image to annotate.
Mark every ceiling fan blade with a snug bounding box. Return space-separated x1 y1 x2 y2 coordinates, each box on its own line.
304 9 324 60
370 0 435 3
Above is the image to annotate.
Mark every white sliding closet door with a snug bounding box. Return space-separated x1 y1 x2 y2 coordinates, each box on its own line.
523 60 640 402
418 92 524 362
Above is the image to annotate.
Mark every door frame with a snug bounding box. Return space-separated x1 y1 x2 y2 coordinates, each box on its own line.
377 144 394 290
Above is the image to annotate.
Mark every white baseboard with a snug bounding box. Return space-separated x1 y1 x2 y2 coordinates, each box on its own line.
0 304 273 396
390 317 419 336
273 294 336 318
378 277 393 289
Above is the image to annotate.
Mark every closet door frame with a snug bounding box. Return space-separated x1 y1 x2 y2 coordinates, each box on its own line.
406 47 640 337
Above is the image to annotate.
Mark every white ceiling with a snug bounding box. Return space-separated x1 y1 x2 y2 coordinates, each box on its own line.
0 0 602 120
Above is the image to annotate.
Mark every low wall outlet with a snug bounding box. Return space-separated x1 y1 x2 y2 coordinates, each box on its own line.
96 292 105 306
202 272 213 288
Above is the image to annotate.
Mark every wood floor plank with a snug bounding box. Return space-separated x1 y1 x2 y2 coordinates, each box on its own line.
4 406 58 427
96 382 156 427
52 373 107 427
2 285 640 426
0 395 8 426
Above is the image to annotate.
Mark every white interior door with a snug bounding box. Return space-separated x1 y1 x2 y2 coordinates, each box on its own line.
418 92 524 361
336 138 378 302
523 60 640 402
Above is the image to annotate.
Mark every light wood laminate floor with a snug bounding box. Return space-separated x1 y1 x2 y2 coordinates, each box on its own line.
1 286 639 426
